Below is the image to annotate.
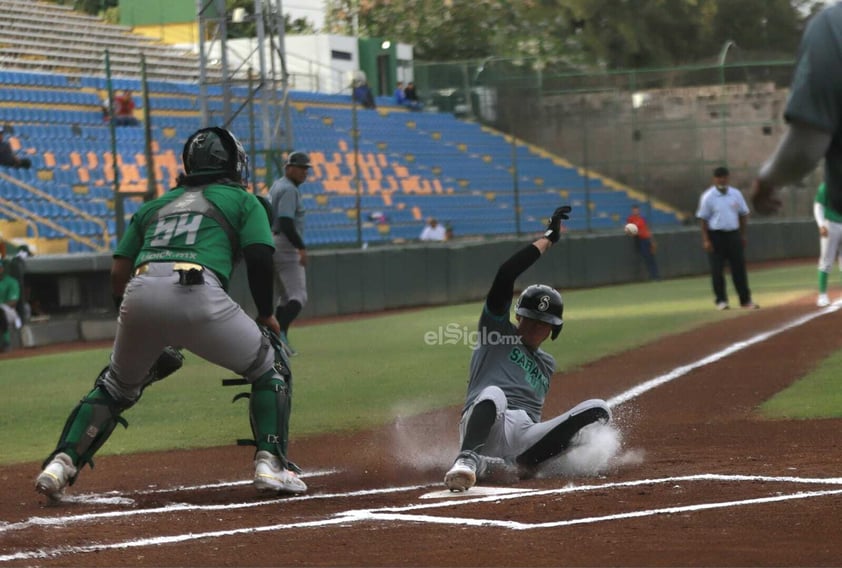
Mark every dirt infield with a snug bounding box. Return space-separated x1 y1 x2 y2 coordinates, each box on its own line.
1 295 841 567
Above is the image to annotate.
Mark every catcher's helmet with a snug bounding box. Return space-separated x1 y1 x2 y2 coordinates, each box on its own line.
285 151 311 169
515 284 564 340
182 126 249 183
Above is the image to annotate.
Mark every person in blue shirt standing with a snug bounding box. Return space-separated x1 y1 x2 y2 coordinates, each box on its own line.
696 166 759 311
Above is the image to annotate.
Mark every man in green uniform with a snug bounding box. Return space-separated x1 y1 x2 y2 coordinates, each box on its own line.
0 260 21 352
813 182 842 307
36 127 306 501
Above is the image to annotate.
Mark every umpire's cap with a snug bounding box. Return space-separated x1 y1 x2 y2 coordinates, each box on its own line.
285 151 311 168
713 166 729 177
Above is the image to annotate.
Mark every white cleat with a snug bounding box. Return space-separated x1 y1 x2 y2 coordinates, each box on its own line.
444 450 478 492
817 294 830 308
254 451 307 494
35 452 77 501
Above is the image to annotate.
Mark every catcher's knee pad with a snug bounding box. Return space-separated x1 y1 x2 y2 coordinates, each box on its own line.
45 372 132 477
240 328 291 381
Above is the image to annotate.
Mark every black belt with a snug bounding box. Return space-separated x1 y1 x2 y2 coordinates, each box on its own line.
134 262 206 285
133 262 204 276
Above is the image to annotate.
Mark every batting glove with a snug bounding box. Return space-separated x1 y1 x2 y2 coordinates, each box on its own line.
544 205 572 243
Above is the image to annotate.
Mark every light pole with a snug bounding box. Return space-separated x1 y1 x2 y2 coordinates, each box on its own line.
718 40 737 165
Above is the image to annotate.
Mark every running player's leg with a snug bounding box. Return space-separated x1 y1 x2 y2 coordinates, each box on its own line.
275 257 306 347
445 387 508 491
514 399 611 471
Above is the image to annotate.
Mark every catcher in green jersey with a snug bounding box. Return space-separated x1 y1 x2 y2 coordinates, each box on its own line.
36 127 306 501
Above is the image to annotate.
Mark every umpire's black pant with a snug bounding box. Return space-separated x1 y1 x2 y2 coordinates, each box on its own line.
707 229 751 306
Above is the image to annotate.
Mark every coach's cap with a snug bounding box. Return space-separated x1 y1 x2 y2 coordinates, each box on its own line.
713 166 729 177
285 151 311 168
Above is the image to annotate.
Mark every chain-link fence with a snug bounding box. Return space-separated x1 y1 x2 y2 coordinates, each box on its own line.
414 56 820 223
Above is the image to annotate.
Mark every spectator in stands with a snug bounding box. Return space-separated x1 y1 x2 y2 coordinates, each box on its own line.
114 90 139 126
368 211 388 225
403 82 423 111
353 80 377 110
101 97 111 124
445 222 454 241
0 229 6 259
394 81 407 105
404 82 419 102
0 127 32 169
0 260 22 352
420 217 447 241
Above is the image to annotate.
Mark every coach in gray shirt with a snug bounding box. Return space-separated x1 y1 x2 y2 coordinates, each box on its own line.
697 166 759 311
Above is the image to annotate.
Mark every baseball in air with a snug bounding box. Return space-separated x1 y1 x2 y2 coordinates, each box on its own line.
624 223 639 236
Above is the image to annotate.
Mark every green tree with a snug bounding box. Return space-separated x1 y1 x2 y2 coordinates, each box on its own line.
325 0 822 67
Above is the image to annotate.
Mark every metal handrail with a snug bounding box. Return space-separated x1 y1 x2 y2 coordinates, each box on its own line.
0 181 109 252
0 199 39 238
0 170 110 243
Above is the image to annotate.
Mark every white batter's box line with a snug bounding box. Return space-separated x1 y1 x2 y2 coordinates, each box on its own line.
346 473 842 517
0 483 431 536
3 474 840 563
350 488 842 531
608 303 842 408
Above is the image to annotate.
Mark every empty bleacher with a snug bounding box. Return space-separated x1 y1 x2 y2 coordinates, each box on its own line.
0 70 684 252
0 0 683 252
0 0 217 81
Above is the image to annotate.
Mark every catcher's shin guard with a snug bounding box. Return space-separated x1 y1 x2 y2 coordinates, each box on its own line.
222 328 299 472
249 368 293 457
43 381 131 479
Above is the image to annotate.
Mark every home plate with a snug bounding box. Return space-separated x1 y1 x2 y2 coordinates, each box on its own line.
420 486 536 499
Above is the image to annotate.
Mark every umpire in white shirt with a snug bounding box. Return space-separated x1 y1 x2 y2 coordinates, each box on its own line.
696 166 759 310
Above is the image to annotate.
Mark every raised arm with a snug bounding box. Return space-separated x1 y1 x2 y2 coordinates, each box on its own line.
485 206 570 315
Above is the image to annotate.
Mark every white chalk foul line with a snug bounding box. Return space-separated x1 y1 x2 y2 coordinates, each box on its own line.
607 303 842 407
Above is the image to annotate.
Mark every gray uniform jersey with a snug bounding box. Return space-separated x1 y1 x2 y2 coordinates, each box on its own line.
268 175 308 307
463 303 555 423
785 3 842 211
269 175 305 250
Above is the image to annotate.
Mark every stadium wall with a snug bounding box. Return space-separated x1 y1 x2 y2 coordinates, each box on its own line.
15 220 817 348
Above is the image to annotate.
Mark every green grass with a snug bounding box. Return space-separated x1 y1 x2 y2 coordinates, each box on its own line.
759 349 842 419
1 262 834 466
